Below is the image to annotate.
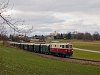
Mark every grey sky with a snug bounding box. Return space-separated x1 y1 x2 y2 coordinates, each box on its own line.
12 0 100 12
1 0 100 35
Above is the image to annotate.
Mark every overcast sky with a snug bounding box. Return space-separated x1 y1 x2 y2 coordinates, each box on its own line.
1 0 100 35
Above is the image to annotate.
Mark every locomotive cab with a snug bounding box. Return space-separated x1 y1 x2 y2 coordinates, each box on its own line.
50 43 73 57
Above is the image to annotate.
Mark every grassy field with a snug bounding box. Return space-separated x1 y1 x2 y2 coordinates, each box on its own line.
73 50 100 61
53 39 100 51
0 44 100 75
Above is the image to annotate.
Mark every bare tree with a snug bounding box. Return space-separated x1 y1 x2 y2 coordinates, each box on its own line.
0 24 8 44
0 0 33 43
0 0 21 33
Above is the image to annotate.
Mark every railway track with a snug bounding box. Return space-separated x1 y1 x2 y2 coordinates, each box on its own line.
36 53 100 66
69 57 100 62
67 57 100 66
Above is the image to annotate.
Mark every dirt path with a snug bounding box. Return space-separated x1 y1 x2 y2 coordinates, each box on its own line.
74 48 100 53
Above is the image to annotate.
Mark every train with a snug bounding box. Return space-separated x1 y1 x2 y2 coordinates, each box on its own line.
9 42 73 58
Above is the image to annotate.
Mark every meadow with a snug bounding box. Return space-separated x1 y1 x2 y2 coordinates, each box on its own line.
73 50 100 60
0 44 100 75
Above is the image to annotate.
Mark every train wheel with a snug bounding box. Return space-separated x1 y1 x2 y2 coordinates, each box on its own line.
66 55 70 58
63 54 66 58
63 54 69 58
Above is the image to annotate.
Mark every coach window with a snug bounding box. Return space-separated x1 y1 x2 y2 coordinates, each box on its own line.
62 45 64 48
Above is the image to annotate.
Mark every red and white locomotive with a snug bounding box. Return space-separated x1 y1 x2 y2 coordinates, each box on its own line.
50 43 73 57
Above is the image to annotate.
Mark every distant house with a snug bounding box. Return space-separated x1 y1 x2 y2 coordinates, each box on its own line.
30 39 39 43
47 31 58 40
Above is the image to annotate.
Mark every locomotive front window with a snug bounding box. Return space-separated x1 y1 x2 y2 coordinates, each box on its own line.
66 45 69 48
60 45 62 47
69 45 72 48
62 45 64 48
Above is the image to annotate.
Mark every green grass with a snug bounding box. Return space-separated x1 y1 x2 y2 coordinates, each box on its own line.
72 41 100 51
0 44 100 75
53 39 100 51
73 50 100 61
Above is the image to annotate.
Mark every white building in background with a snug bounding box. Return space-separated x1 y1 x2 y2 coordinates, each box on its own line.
50 31 58 36
46 31 59 42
